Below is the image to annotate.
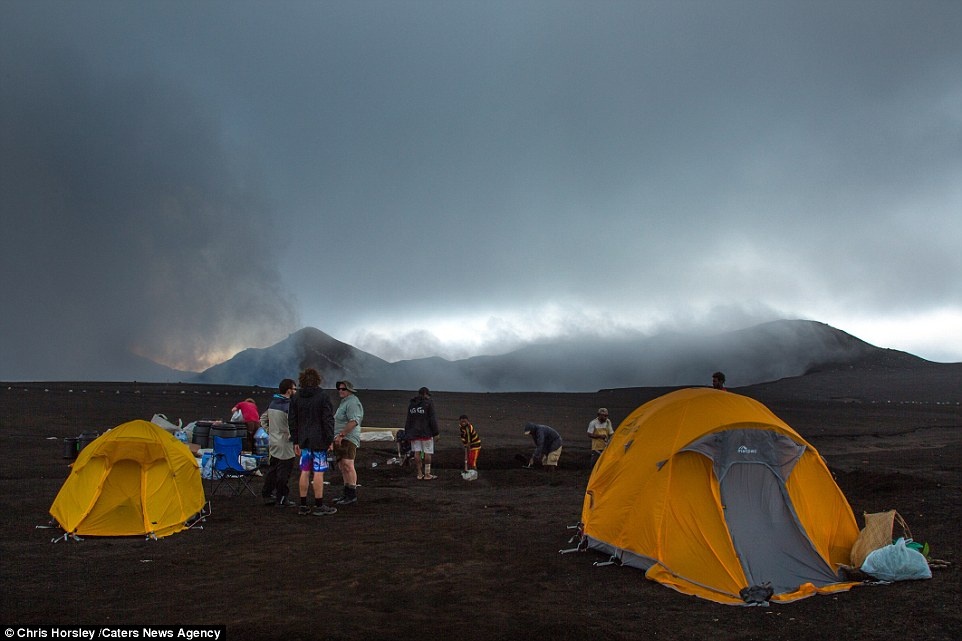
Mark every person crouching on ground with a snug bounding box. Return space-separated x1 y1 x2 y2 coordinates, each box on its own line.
524 422 562 472
289 367 337 516
404 386 440 480
459 414 481 480
333 380 363 506
261 378 297 507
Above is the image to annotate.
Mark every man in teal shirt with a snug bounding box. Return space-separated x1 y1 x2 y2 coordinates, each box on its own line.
333 380 364 505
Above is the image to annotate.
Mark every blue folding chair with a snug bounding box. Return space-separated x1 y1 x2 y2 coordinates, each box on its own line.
210 436 258 497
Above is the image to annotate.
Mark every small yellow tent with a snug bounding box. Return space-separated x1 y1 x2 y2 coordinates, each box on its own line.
50 420 205 539
582 388 859 605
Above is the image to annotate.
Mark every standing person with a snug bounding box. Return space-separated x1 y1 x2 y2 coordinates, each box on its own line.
261 378 297 507
404 386 440 480
458 414 481 480
231 397 260 451
332 380 363 506
712 371 727 390
289 368 337 516
524 422 563 472
587 408 613 464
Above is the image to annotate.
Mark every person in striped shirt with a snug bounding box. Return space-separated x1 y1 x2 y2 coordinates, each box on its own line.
459 414 481 480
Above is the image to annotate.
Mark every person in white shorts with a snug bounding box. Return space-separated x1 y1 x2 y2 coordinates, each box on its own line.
404 387 440 479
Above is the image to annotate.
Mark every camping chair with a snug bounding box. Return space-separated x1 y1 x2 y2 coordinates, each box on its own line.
210 436 258 497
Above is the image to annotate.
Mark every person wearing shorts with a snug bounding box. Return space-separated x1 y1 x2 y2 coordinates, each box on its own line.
524 421 563 473
295 449 335 515
288 367 337 516
332 380 363 506
404 387 440 480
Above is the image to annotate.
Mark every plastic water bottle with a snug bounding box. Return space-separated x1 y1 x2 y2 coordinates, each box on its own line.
254 430 269 456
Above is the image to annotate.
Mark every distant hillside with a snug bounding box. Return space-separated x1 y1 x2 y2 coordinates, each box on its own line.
0 343 195 383
190 319 940 392
743 346 962 404
193 327 389 387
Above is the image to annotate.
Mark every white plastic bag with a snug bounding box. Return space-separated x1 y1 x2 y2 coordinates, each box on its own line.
151 413 182 433
230 409 244 423
861 537 932 582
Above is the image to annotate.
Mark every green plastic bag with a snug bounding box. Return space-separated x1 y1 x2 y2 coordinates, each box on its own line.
903 540 930 559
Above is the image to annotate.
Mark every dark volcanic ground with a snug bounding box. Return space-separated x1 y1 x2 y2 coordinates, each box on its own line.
1 367 960 640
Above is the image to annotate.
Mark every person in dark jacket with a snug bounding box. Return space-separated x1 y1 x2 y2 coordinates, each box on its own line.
524 422 563 472
289 368 337 515
260 378 297 507
403 386 440 480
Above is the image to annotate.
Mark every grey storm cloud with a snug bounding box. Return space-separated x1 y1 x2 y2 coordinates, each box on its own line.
2 0 962 379
0 21 298 378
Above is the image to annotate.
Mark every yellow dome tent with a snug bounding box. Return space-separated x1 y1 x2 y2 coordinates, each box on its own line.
581 388 859 605
50 420 205 539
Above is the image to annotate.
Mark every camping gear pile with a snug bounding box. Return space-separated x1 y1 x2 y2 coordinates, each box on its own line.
578 388 860 605
850 509 936 581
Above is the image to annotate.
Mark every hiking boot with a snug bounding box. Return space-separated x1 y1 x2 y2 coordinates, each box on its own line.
275 496 297 508
297 505 311 516
312 503 337 516
333 485 357 505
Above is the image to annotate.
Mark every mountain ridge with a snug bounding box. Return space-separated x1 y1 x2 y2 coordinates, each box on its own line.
190 319 939 392
11 320 942 392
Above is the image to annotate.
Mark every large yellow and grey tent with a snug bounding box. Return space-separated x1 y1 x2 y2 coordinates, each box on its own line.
581 388 859 605
50 420 205 539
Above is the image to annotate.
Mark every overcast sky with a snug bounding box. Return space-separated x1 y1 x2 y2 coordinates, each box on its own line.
2 1 961 378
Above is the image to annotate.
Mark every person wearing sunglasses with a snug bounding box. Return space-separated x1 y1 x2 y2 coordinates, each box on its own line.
332 381 364 505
